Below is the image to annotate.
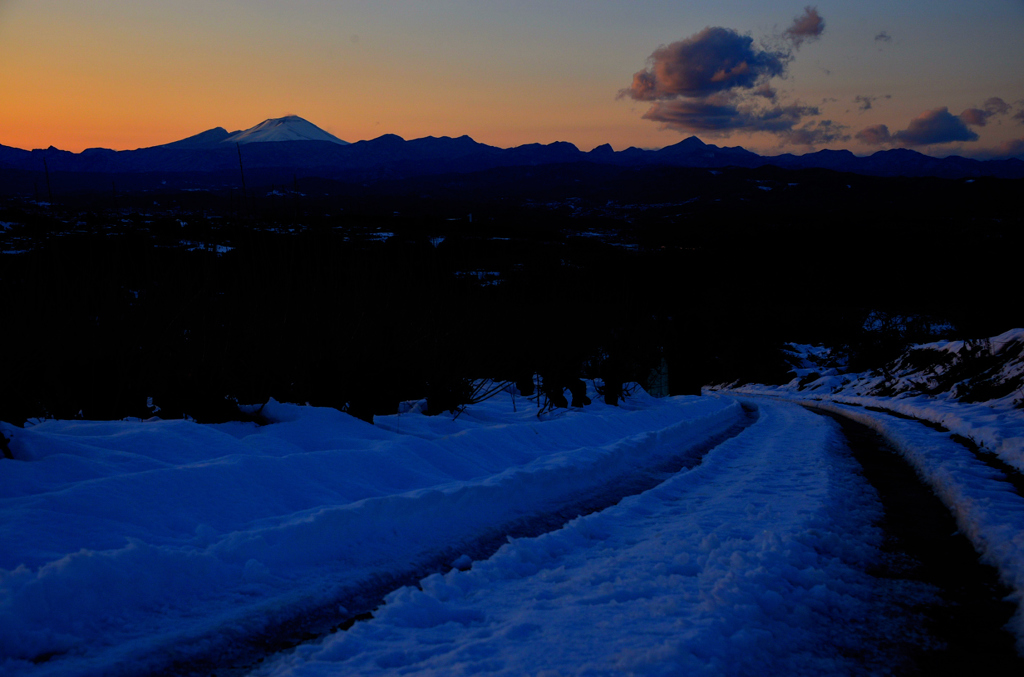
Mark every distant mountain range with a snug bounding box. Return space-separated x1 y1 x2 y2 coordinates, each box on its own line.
2 115 1022 185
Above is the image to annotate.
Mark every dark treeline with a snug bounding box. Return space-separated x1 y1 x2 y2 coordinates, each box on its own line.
1 164 1021 424
3 220 678 423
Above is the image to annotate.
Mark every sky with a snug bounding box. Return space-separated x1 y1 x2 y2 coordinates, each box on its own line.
1 1 1023 157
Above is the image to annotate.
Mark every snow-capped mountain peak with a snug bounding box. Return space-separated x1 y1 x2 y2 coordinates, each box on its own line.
223 115 349 146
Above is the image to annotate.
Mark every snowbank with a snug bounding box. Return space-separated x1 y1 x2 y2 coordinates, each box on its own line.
721 329 1024 472
0 388 743 675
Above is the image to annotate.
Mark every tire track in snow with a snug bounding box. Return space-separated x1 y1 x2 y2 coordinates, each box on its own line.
155 404 760 677
814 409 1024 674
947 432 1024 499
857 404 1024 498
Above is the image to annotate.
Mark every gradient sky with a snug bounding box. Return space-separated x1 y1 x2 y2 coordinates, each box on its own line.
2 1 1022 156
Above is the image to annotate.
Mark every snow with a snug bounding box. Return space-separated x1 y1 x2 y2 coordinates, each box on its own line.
800 400 1024 652
256 400 894 676
224 115 349 146
726 329 1024 472
5 327 1024 674
179 240 234 254
716 328 1024 655
994 328 1024 351
0 389 746 674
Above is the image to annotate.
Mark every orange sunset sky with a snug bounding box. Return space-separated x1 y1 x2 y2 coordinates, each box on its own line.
2 1 1023 158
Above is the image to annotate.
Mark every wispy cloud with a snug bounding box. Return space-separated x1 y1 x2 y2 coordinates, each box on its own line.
752 83 778 101
779 119 850 146
1010 99 1024 125
853 94 891 111
642 97 816 134
783 6 826 49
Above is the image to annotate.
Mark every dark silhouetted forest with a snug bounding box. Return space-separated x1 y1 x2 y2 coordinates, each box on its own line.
1 163 1020 423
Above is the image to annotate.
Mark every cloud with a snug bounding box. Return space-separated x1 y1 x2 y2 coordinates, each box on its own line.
643 96 815 133
966 138 1024 160
619 27 786 101
853 94 891 111
642 97 752 132
960 97 1012 126
984 97 1011 115
855 124 892 145
894 108 979 145
753 83 778 101
959 108 990 126
784 6 825 49
857 108 979 146
779 119 851 146
642 95 843 145
874 31 892 43
994 138 1024 158
622 12 835 146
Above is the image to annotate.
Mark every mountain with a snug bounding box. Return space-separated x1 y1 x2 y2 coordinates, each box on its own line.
221 115 349 146
141 116 348 151
159 126 232 150
1 116 1022 185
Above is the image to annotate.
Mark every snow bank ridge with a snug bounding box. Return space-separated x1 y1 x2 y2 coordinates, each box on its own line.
0 391 742 673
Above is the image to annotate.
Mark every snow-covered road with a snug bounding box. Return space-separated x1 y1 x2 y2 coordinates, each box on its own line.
3 386 1024 676
256 398 897 676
